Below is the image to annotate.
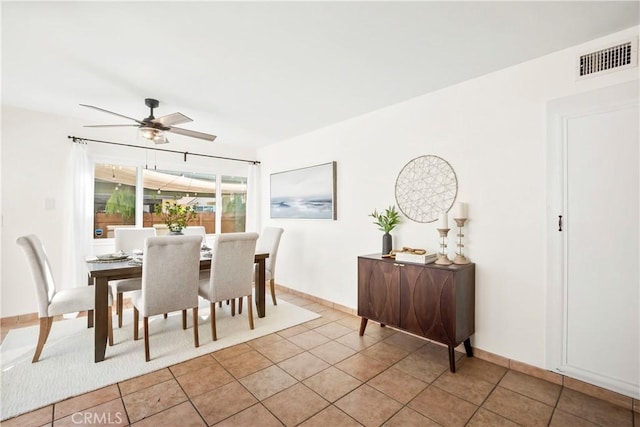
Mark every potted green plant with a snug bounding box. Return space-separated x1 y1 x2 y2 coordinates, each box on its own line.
369 205 401 255
154 200 197 234
105 186 135 224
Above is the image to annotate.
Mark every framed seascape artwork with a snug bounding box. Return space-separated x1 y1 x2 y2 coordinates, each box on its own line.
270 161 337 219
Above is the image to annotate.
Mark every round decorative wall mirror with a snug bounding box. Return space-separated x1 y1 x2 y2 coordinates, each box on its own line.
394 155 458 223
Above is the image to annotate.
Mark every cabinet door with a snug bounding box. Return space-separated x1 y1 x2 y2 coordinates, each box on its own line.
358 258 400 327
400 264 455 345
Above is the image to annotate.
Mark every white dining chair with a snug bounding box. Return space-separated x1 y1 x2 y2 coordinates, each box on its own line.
16 234 114 362
256 227 284 306
183 226 234 313
130 235 202 361
111 227 156 327
181 226 206 238
181 226 209 277
199 232 258 341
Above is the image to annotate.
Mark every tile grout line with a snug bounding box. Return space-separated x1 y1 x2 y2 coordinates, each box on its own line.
330 330 434 426
274 316 389 425
212 324 322 426
115 381 132 426
166 359 210 427
459 367 510 426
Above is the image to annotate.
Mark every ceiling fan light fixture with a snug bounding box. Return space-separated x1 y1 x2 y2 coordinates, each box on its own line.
153 133 169 144
140 126 161 140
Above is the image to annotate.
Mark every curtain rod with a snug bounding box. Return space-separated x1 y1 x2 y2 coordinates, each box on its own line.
68 135 260 165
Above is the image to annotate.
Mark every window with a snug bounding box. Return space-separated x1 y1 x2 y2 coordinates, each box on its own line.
94 164 137 238
221 175 247 233
143 169 216 235
93 164 247 238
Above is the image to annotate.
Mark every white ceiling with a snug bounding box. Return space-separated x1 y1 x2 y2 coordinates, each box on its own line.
2 1 638 148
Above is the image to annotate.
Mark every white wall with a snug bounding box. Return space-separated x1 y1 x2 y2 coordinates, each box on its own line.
2 26 637 370
1 107 256 317
257 27 639 368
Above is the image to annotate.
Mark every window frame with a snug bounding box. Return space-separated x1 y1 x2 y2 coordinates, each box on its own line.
90 155 248 240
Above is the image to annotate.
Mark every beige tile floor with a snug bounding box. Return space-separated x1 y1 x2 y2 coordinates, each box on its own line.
2 292 638 427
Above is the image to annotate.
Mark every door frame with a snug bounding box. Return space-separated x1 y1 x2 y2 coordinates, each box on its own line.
545 79 639 398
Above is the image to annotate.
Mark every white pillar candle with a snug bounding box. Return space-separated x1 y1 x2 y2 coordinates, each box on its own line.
439 212 448 229
454 202 468 218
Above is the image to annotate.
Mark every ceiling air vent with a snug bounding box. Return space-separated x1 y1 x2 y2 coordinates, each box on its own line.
578 39 637 79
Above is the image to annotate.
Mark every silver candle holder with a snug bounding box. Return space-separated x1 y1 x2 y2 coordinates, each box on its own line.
453 218 470 265
435 228 452 265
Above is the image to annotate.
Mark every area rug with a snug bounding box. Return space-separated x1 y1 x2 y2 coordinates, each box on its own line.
0 299 319 420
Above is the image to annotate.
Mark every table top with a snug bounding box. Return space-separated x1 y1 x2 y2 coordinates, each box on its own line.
358 253 474 271
87 251 269 278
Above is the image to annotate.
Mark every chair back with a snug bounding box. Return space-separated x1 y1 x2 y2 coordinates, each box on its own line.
16 235 56 317
182 226 206 239
207 232 258 302
140 235 202 317
115 228 156 253
257 227 284 277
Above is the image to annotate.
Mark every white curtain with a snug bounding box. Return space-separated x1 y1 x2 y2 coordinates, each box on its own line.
245 162 261 232
67 141 94 287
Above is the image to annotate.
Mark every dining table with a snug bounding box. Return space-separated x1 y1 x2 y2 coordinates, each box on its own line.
86 252 269 363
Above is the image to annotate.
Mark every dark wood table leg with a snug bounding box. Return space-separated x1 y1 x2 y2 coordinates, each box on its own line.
359 318 368 336
94 276 109 362
87 275 94 328
463 338 473 357
255 258 266 318
448 346 456 373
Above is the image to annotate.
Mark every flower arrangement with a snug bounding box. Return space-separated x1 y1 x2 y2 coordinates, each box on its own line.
154 201 197 233
369 205 401 234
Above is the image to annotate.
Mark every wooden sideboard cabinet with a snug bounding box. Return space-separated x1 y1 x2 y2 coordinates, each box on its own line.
357 254 475 372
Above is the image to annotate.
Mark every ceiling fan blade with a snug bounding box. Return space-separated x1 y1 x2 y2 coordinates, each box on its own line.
84 124 140 128
154 112 192 127
166 127 217 142
80 104 144 125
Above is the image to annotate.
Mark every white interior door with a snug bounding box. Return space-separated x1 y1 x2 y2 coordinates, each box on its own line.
547 79 639 398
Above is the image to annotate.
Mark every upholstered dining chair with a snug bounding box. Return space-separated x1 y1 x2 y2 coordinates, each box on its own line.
182 226 207 238
111 227 156 327
181 226 208 279
130 235 202 362
183 226 234 313
17 234 114 363
199 232 259 341
256 227 284 306
183 226 234 312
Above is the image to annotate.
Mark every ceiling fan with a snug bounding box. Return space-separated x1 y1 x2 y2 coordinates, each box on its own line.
80 98 217 144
